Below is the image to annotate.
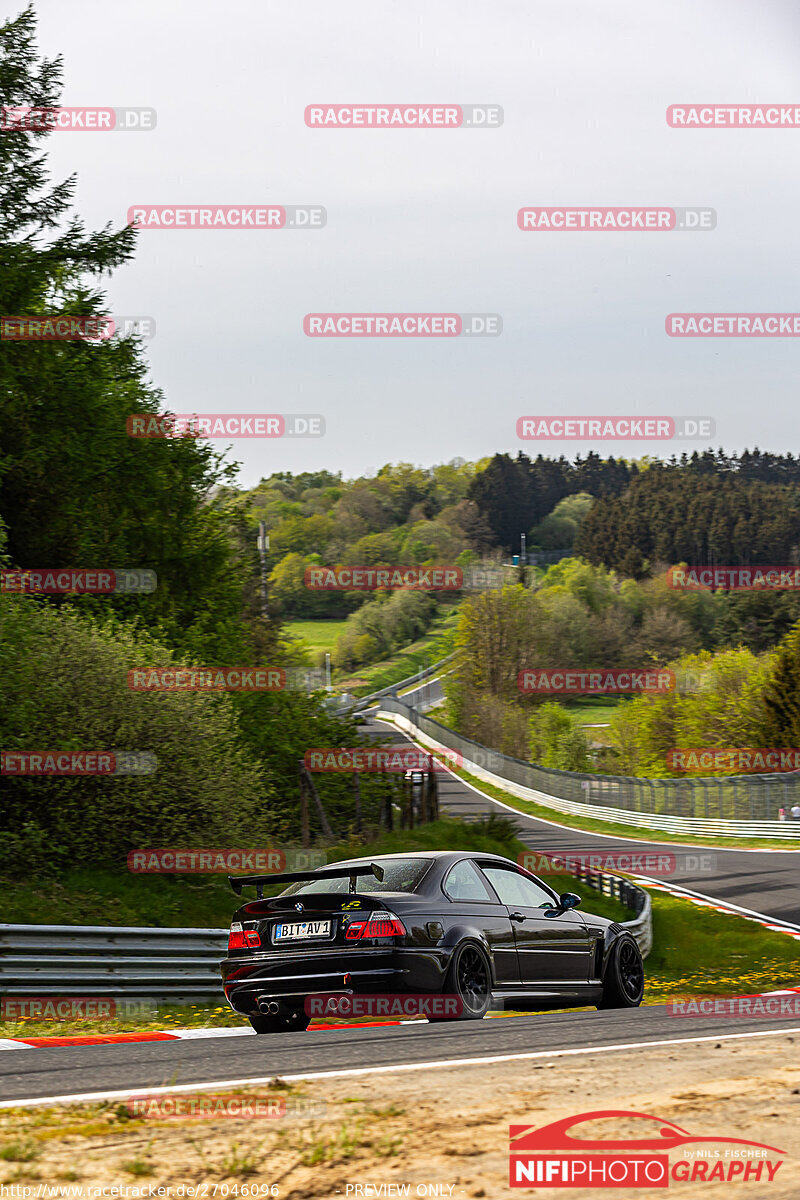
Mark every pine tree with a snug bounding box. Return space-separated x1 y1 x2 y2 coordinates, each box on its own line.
0 6 247 658
763 622 800 745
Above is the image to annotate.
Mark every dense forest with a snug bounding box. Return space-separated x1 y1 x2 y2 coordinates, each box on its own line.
444 559 800 773
240 450 800 624
576 459 800 576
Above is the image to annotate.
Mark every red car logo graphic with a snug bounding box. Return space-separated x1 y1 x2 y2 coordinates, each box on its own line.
510 1110 786 1155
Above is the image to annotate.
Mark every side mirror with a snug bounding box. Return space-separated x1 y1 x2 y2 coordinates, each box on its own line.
543 891 582 918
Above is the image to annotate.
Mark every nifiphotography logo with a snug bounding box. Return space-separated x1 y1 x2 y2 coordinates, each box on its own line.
509 1110 786 1188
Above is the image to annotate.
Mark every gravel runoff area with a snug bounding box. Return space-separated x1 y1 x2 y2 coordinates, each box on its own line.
0 1029 798 1199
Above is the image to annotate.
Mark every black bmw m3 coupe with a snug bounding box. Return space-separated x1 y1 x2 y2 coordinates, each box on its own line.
220 850 645 1033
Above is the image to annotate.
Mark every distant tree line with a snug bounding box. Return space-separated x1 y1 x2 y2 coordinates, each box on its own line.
466 449 800 572
444 559 800 763
467 452 635 551
576 460 800 576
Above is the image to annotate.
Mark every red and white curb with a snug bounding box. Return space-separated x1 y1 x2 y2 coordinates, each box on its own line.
0 1026 254 1050
629 874 800 940
0 1018 428 1050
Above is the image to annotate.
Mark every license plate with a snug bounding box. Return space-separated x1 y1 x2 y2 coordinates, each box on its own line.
274 920 332 942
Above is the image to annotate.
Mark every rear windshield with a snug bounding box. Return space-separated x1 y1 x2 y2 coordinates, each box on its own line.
282 858 430 896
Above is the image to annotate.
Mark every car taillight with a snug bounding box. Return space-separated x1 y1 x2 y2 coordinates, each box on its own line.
228 922 261 951
345 910 407 940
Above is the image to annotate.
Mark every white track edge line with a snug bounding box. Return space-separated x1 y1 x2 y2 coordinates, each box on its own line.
3 1026 800 1109
374 715 800 854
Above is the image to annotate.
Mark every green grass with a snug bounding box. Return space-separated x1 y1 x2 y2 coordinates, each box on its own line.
285 619 347 657
0 867 242 928
561 698 625 727
643 892 800 1003
337 607 459 696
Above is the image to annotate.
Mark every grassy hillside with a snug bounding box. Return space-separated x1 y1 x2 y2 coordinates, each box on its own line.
285 619 346 657
0 817 626 928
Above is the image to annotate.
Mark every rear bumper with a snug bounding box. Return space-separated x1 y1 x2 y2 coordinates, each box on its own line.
220 946 448 1015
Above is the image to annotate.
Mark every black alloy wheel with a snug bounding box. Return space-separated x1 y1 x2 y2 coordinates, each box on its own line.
598 935 645 1009
430 941 492 1021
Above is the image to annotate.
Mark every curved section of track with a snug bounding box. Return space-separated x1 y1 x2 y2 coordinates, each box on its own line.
367 713 800 926
3 1007 800 1107
2 711 797 1108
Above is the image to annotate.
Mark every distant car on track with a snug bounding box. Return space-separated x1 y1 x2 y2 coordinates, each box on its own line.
220 850 644 1033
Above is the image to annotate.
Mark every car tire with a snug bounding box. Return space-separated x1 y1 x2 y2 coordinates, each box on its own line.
248 1009 312 1034
597 935 644 1009
430 941 492 1022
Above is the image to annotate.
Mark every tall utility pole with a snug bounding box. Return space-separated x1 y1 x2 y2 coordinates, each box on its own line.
256 521 269 619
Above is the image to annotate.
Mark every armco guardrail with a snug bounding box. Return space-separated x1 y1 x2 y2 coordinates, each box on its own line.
378 699 800 839
0 876 650 1004
575 870 652 958
0 924 227 999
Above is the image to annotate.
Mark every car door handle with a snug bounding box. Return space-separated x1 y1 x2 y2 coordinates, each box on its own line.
509 911 526 922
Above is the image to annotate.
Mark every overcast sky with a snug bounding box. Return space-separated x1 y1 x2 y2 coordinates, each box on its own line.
28 0 800 486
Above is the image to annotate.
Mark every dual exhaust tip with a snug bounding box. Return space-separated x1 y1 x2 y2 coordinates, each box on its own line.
258 999 281 1015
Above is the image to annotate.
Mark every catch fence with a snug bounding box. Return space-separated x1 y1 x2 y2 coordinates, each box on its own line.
377 699 800 837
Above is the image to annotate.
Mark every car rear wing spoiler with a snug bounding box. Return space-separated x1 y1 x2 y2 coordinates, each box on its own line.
228 861 386 899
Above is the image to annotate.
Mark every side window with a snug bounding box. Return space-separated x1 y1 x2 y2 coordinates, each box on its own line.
481 867 556 909
444 859 496 902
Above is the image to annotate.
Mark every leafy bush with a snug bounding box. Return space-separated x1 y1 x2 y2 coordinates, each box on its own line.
605 647 773 776
529 702 589 770
0 597 268 870
331 590 437 670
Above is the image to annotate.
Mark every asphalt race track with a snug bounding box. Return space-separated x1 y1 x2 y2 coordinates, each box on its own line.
1 705 797 1107
371 703 800 928
3 1007 800 1107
